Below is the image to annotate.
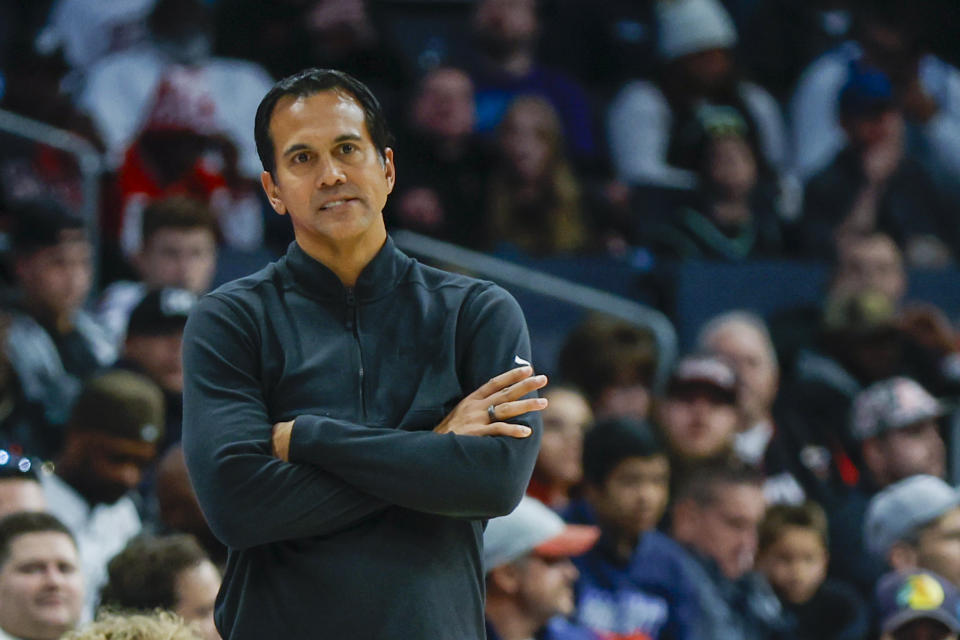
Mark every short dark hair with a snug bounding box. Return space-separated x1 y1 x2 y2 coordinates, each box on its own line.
141 197 218 246
582 417 666 486
100 534 210 612
558 315 658 406
674 461 764 508
0 511 75 568
758 501 829 553
10 198 86 256
254 68 393 175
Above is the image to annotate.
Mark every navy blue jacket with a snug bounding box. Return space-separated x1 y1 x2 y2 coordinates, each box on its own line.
182 237 541 639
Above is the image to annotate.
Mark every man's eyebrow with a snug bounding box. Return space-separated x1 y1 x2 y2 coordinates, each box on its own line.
334 134 363 144
282 143 311 157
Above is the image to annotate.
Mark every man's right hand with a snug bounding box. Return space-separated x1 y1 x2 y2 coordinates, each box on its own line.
433 366 547 438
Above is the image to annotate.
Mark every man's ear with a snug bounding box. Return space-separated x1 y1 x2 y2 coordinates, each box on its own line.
383 148 396 194
488 563 521 595
260 171 287 215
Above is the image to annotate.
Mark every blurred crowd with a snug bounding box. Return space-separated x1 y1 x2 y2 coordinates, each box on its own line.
0 0 958 638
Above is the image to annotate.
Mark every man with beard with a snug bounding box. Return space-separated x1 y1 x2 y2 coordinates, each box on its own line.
41 370 164 619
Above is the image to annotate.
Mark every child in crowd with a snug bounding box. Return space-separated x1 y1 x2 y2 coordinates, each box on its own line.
757 502 868 640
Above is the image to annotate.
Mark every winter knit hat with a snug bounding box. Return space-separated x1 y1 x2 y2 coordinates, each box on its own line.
656 0 738 61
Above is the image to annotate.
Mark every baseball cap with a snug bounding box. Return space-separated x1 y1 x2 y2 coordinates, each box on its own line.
876 570 960 634
656 0 738 61
839 65 895 120
483 497 600 571
666 353 737 403
127 288 197 337
851 377 945 441
822 290 896 336
865 475 960 556
69 371 165 445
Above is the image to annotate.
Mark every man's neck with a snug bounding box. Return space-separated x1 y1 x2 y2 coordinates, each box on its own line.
295 225 387 287
24 300 72 335
486 599 541 640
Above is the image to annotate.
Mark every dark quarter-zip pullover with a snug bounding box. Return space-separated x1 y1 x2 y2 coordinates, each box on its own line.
182 237 541 639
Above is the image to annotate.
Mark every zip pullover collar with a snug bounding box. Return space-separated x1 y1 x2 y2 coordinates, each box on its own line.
281 236 411 301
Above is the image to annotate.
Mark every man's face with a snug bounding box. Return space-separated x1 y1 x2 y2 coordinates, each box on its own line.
916 508 960 588
174 560 221 640
261 90 395 254
758 526 828 604
687 483 766 579
657 385 739 461
474 0 538 56
516 554 579 621
705 324 778 426
137 228 217 294
589 455 670 542
833 235 906 304
535 389 592 486
412 68 475 140
676 48 734 94
16 236 92 321
70 432 158 505
871 420 946 486
0 480 47 518
0 531 83 640
125 331 184 392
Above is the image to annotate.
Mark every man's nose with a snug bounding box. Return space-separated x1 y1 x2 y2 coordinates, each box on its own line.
315 155 347 188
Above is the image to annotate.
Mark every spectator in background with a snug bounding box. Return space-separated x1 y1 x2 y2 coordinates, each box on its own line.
117 288 196 450
826 377 948 597
564 418 699 640
527 385 592 512
757 502 869 640
38 0 155 77
485 97 593 255
557 315 658 421
0 463 47 518
42 371 164 619
483 496 601 640
874 570 960 640
654 354 741 491
64 611 202 640
99 534 221 640
387 66 491 247
153 446 225 568
5 200 115 453
465 0 597 169
670 463 789 640
607 0 787 190
698 311 805 505
800 66 955 266
97 197 217 348
866 475 960 588
78 0 274 180
791 3 960 188
213 0 412 114
110 65 265 258
0 511 85 640
768 231 907 374
647 109 783 261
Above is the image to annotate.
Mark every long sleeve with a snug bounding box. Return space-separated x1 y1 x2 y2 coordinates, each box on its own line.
288 284 542 519
181 294 388 550
607 81 697 189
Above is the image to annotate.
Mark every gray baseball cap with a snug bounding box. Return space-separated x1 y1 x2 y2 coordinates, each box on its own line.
483 497 599 572
851 377 945 441
865 475 960 556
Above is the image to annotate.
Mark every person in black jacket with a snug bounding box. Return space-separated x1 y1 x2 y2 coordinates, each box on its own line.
181 68 547 639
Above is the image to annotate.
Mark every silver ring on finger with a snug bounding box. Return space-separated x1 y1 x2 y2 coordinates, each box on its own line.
487 404 497 423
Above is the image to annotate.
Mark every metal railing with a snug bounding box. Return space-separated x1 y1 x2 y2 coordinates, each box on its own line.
0 109 103 282
392 230 678 389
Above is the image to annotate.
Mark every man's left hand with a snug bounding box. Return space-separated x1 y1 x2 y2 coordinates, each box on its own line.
272 420 295 461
